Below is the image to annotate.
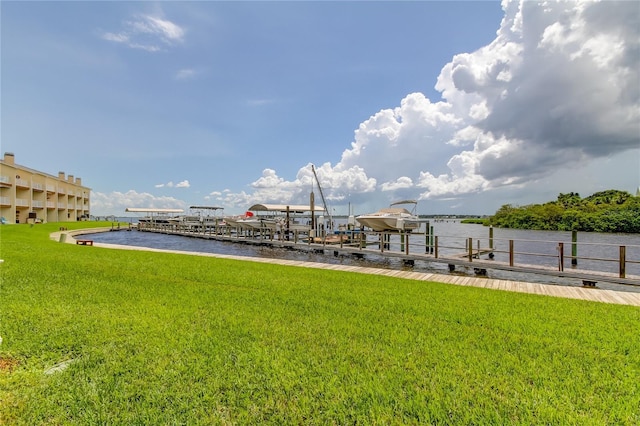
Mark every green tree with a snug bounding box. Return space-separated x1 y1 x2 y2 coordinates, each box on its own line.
488 190 640 233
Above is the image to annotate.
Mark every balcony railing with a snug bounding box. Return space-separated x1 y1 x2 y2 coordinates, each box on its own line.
0 196 10 206
33 183 44 192
16 198 29 207
0 176 10 185
16 178 30 188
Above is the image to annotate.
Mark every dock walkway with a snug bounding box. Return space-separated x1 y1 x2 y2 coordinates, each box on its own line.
54 230 640 307
139 227 640 286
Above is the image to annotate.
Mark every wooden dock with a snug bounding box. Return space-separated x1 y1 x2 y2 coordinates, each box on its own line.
54 229 640 307
121 226 640 287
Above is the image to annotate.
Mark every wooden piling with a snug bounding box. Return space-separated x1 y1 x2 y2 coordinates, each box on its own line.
434 236 439 258
509 240 514 266
489 226 494 250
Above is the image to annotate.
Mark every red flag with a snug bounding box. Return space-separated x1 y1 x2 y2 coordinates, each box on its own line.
245 211 254 217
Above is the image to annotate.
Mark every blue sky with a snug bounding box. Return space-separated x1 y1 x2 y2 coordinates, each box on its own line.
2 1 639 216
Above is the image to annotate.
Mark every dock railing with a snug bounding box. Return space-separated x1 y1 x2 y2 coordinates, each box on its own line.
136 222 638 284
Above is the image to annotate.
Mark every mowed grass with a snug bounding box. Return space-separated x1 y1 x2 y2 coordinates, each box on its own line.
1 223 639 424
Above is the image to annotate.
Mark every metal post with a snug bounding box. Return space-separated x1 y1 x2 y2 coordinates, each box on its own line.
620 246 626 278
400 232 405 253
571 230 577 266
310 192 315 233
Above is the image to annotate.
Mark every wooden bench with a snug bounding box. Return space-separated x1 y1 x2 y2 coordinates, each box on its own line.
76 240 93 246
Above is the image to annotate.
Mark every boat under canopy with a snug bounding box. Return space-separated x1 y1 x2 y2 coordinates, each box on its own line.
225 204 325 232
355 200 425 232
182 206 225 225
126 207 184 224
247 204 325 213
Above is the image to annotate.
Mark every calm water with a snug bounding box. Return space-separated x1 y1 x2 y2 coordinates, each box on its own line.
84 220 640 293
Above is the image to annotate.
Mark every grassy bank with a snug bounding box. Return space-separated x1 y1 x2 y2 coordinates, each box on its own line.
1 222 639 424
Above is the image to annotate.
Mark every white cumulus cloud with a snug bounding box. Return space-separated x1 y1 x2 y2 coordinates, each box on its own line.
156 180 190 188
91 190 187 216
101 14 185 52
210 0 639 213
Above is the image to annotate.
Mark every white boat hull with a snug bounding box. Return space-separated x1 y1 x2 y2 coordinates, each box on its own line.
355 215 421 232
225 217 277 230
356 201 424 232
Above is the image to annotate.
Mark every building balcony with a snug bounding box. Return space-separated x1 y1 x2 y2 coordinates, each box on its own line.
16 198 29 207
47 201 56 208
0 176 11 187
46 185 56 193
15 178 30 188
33 183 45 192
32 201 44 209
0 196 10 206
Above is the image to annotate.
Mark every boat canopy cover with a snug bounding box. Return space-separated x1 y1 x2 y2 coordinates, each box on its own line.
377 208 413 215
390 200 417 206
248 203 325 213
189 206 224 210
125 208 184 213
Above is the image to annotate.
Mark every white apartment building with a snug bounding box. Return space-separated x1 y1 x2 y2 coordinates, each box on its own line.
0 152 91 224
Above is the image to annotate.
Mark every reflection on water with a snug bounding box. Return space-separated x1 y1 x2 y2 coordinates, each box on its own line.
83 220 640 294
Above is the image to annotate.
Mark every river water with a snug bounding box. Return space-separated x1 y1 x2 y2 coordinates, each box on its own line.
84 219 640 294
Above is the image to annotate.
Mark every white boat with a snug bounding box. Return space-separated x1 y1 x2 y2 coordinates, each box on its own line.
182 206 224 227
249 203 326 233
224 211 278 231
226 203 324 233
224 214 264 231
126 207 184 224
355 200 424 232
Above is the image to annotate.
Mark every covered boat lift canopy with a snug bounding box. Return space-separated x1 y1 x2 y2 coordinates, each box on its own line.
189 206 224 211
125 207 184 223
247 204 325 213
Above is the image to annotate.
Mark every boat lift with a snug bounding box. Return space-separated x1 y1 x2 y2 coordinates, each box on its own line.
125 207 184 224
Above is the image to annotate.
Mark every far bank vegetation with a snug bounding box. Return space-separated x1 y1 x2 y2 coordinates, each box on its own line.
486 190 640 233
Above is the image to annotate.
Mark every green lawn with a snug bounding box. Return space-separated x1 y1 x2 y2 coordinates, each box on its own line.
1 222 639 424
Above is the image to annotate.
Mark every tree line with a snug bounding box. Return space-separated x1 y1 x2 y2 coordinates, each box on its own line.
487 190 640 233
